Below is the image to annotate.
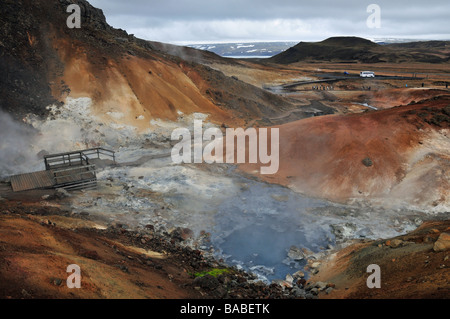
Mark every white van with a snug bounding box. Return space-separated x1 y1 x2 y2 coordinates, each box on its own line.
360 71 375 78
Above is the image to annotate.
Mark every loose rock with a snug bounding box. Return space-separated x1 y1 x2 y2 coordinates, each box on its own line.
293 271 305 280
362 157 374 167
386 239 403 248
193 275 220 291
433 233 450 252
310 288 319 295
315 281 328 291
55 188 71 199
288 246 306 261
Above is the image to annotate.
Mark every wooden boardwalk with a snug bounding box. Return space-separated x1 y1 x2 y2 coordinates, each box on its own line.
10 167 97 192
10 170 55 192
9 148 116 192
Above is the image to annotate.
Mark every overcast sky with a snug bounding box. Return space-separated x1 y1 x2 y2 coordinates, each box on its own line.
88 0 450 44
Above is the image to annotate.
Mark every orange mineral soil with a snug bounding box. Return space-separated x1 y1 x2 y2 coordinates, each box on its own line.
241 95 450 208
51 38 234 131
309 220 450 299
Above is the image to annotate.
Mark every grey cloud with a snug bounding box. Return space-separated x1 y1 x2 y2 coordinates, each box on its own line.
92 0 358 20
88 0 450 43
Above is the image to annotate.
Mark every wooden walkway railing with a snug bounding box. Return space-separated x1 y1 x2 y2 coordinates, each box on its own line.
11 148 116 192
44 148 116 171
81 148 116 163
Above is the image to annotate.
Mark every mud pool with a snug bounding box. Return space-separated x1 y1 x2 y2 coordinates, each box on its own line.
70 153 429 283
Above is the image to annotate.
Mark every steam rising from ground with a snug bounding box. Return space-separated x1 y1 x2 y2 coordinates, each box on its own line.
1 98 147 178
72 156 428 282
1 97 220 178
0 110 40 178
1 97 447 282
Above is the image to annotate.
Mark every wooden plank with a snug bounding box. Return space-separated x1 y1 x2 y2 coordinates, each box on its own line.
11 171 55 192
10 168 97 192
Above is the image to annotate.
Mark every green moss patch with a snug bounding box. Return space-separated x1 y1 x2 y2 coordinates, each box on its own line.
193 268 231 278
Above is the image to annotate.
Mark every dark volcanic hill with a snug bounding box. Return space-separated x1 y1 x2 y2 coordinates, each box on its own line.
0 0 294 125
269 36 450 64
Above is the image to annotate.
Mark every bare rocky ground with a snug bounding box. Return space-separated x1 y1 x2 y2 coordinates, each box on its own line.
1 65 449 299
310 220 450 299
1 73 449 300
0 198 297 299
1 0 449 300
0 191 448 299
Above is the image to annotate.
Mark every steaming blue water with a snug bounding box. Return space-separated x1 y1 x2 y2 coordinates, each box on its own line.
210 179 333 282
93 162 423 284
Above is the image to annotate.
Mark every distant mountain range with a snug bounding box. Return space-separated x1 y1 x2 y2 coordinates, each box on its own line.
269 37 450 64
188 42 297 58
188 38 450 62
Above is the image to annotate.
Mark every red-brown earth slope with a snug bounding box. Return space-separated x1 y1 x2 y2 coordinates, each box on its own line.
241 96 450 209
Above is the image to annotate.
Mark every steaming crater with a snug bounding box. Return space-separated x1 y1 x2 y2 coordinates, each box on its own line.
70 157 428 282
4 97 445 283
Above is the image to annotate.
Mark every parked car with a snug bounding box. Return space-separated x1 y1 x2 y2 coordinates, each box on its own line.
360 71 375 78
